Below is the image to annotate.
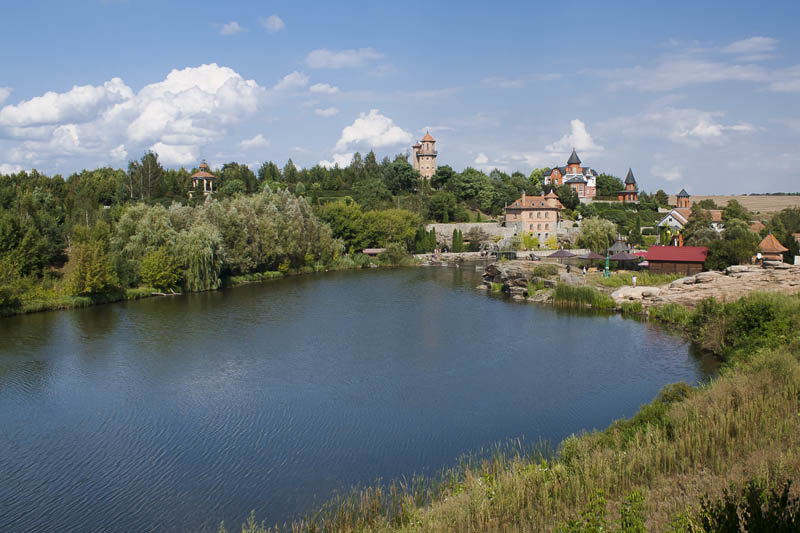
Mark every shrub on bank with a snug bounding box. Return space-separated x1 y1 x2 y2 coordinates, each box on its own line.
533 264 559 278
553 283 615 309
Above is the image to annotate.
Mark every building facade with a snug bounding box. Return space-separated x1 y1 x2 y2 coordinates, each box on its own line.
412 132 437 179
503 190 564 240
543 149 597 201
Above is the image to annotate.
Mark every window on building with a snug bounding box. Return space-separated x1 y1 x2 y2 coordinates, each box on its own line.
537 212 542 218
529 224 534 230
537 223 541 230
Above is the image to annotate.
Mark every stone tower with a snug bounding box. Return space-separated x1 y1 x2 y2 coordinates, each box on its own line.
413 132 437 179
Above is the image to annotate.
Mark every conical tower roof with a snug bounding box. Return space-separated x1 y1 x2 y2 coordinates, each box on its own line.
625 168 637 185
421 132 435 142
567 148 581 165
759 233 788 254
677 188 690 198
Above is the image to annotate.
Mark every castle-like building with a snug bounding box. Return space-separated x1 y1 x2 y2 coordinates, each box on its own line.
413 132 437 179
543 149 598 201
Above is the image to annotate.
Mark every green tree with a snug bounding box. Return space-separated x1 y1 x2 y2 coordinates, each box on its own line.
683 206 714 245
127 151 164 202
431 165 455 190
140 248 183 291
318 202 364 251
722 199 751 223
359 209 421 250
64 240 120 297
577 217 616 253
696 198 718 209
428 191 457 222
282 159 298 184
596 173 624 197
527 168 548 195
258 161 282 183
654 189 669 207
555 184 580 210
705 219 759 270
176 223 224 292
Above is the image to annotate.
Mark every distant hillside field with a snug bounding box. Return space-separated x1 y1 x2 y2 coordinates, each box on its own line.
668 195 800 214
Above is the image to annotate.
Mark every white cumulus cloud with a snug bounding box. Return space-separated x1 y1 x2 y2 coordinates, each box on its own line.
273 71 309 91
545 119 603 154
0 163 25 174
220 21 245 35
0 87 11 106
260 15 285 33
111 144 127 161
334 109 413 151
306 48 383 69
309 83 340 94
319 153 353 169
0 63 266 169
474 152 489 164
0 78 133 127
151 142 197 165
315 107 339 117
239 133 270 149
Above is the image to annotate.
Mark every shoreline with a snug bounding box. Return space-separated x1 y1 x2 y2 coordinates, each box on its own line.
0 257 416 319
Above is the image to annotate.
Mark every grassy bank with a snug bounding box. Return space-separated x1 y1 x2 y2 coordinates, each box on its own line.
222 292 800 532
2 253 417 318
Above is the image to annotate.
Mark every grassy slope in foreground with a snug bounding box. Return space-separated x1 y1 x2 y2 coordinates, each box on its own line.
222 292 800 532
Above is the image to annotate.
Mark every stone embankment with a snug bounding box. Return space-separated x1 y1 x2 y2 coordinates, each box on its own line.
611 262 800 308
479 259 800 309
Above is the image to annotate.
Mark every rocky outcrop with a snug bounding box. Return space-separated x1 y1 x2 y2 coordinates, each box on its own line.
482 261 558 296
612 263 800 308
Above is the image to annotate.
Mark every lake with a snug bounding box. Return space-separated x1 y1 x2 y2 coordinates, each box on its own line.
0 266 716 532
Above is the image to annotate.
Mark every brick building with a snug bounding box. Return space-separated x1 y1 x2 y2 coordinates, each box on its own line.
543 149 598 201
412 132 437 179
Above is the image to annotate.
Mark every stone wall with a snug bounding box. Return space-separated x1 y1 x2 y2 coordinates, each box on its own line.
426 223 516 246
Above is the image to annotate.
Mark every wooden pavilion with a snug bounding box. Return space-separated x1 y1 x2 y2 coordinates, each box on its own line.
189 160 215 198
758 234 788 262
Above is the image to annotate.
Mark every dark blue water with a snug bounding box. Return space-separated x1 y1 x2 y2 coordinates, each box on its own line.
0 266 715 532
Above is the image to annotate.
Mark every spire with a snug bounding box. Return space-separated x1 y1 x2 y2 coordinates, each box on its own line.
421 132 435 142
567 148 581 165
677 188 690 197
625 168 637 185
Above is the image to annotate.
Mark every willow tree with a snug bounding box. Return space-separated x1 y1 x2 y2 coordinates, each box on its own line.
176 223 224 292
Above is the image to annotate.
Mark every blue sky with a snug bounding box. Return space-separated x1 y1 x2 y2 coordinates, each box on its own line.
1 0 799 194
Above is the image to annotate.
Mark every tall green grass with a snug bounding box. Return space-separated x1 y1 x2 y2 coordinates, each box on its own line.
553 283 615 309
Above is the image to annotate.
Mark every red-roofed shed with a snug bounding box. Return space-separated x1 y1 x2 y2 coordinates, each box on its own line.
645 246 708 275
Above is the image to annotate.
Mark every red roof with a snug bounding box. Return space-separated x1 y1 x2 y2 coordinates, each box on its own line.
421 132 436 142
645 246 708 263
